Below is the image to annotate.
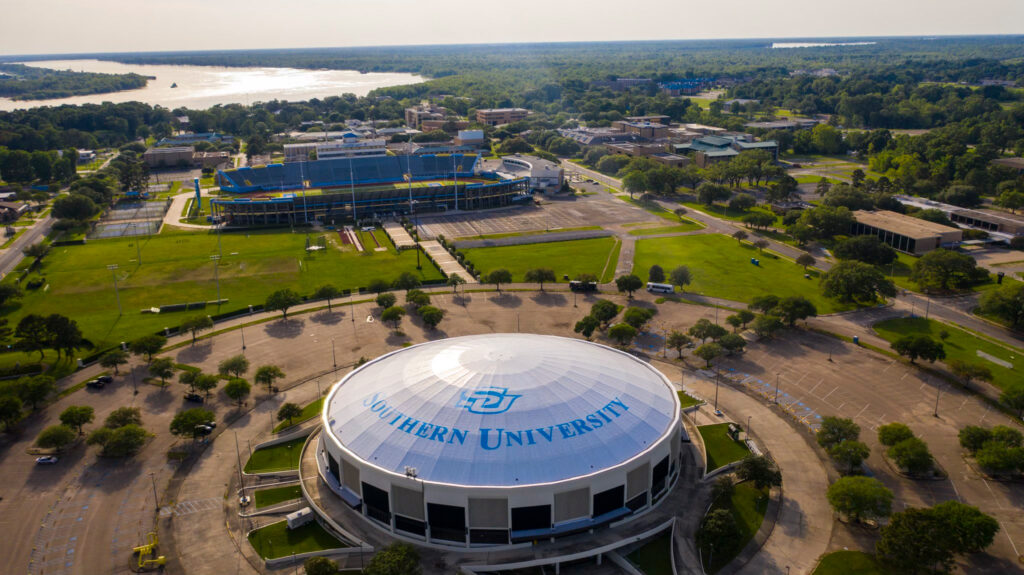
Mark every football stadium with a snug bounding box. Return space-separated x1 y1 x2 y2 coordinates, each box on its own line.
213 155 530 226
314 334 685 548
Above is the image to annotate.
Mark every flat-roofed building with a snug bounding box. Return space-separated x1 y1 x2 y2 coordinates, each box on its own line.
194 151 231 169
605 142 669 158
625 115 671 125
420 119 470 132
143 146 195 168
948 208 1024 236
744 118 820 131
851 210 963 255
650 153 689 168
284 139 387 163
476 108 529 126
500 154 563 192
683 124 727 135
405 103 447 129
991 157 1024 174
612 121 668 139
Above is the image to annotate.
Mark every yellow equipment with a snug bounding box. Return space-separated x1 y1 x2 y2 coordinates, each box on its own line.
133 532 167 570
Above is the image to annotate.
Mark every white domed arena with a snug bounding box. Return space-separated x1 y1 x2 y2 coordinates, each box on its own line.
315 334 684 548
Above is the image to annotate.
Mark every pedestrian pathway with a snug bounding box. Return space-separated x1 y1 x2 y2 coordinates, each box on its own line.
420 240 477 283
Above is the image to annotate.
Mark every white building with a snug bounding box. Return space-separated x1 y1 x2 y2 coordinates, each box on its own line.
316 334 684 548
499 154 564 192
284 138 387 163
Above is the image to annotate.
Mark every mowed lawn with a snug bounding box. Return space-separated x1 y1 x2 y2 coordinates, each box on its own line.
463 237 621 284
253 484 303 508
247 520 345 559
698 423 750 471
873 318 1021 391
244 436 307 473
812 551 894 575
704 481 769 573
633 234 853 313
1 226 442 352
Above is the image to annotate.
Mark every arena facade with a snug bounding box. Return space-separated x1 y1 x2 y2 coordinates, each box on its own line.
315 334 684 548
212 154 530 225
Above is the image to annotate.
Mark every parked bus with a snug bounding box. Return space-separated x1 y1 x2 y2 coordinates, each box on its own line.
646 282 675 294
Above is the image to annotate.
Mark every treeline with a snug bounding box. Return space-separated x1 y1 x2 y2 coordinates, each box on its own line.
0 63 148 101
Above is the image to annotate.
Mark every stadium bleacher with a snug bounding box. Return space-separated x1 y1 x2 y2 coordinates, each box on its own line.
218 155 479 193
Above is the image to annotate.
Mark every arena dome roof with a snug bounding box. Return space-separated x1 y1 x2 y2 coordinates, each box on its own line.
324 334 678 487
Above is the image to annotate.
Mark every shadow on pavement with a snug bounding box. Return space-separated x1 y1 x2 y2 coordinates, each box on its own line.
264 318 305 339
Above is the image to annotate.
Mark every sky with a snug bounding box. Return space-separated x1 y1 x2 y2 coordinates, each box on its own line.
0 0 1022 56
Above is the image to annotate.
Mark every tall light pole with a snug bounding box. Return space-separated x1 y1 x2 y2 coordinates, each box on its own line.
934 383 941 417
240 324 246 354
210 255 221 303
774 373 780 403
331 337 337 370
107 264 122 316
713 366 720 413
349 155 357 224
149 473 159 511
134 225 142 264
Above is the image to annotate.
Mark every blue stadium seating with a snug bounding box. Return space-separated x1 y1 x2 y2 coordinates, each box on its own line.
218 155 479 193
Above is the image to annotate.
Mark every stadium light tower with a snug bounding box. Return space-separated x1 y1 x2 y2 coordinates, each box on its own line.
453 153 458 211
406 153 414 217
210 255 221 303
107 264 122 316
349 155 357 223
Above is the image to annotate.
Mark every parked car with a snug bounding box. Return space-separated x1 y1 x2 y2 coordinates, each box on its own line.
184 393 204 403
96 375 113 384
35 456 58 465
85 379 105 389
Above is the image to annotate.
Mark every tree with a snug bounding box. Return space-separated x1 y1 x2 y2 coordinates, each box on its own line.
105 406 142 428
751 239 770 254
648 264 665 283
59 405 94 434
0 283 22 308
622 307 655 329
974 441 1021 475
958 426 992 453
18 375 55 410
719 333 747 355
590 299 619 327
622 170 647 199
88 424 147 457
751 315 783 338
725 314 743 332
218 354 250 378
891 335 945 364
418 305 445 330
193 373 218 397
381 306 406 329
148 357 175 386
22 242 49 260
524 268 556 291
911 249 987 292
313 284 342 312
615 274 643 298
0 395 22 431
405 289 430 309
736 310 756 328
15 314 49 359
889 437 934 475
277 403 303 427
265 288 302 319
697 509 743 559
696 182 730 206
392 272 421 293
773 296 817 327
254 365 285 393
446 273 466 294
574 315 600 339
795 253 816 271
674 207 689 221
1000 385 1024 418
170 408 215 439
711 476 735 502
367 279 390 294
829 440 871 474
748 295 779 314
833 235 897 266
363 542 421 575
608 323 638 347
729 193 757 211
688 319 727 343
668 266 692 291
485 269 512 293
732 230 748 244
99 349 129 374
376 292 397 309
36 424 77 451
978 283 1024 330
44 314 85 360
822 261 896 303
224 378 251 407
817 416 860 450
930 501 1000 554
180 315 213 345
667 331 691 358
991 425 1022 447
52 194 98 221
877 423 914 447
827 476 893 523
130 334 166 363
947 359 993 389
694 342 723 368
304 556 339 575
735 455 782 489
876 507 954 574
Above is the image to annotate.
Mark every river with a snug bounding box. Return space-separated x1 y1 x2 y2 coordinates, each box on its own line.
0 59 424 111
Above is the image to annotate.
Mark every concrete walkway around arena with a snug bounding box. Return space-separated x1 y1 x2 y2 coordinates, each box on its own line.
420 239 478 283
164 191 217 230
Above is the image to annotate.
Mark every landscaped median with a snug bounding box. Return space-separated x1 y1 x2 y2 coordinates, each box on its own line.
698 423 752 472
811 550 894 575
247 519 348 560
273 397 325 433
253 484 303 509
626 529 674 575
244 436 307 474
700 481 770 574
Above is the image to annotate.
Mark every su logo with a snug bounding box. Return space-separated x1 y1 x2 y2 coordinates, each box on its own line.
457 387 522 415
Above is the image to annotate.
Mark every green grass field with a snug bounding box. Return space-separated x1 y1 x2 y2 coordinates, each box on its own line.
0 226 442 355
626 221 703 236
633 234 853 313
453 226 601 241
273 397 324 432
253 484 303 508
703 481 769 573
698 423 751 471
887 251 1023 295
678 391 704 409
679 202 782 227
463 236 621 284
244 436 307 473
812 551 894 575
627 531 673 575
872 317 1021 391
247 519 346 559
620 196 693 223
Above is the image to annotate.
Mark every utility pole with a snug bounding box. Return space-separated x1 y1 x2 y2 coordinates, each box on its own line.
108 264 122 316
149 473 159 511
331 337 337 370
774 373 780 403
934 383 941 417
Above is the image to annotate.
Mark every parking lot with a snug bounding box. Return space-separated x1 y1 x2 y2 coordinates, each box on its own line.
416 190 658 239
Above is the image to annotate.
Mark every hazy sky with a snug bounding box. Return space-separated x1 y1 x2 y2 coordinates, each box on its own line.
1 0 1022 56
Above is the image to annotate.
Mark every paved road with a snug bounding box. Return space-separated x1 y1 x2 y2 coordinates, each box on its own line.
0 215 53 277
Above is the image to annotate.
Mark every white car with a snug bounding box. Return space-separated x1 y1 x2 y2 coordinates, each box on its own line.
35 456 58 465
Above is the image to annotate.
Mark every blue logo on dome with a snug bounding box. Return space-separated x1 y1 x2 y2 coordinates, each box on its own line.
457 387 521 415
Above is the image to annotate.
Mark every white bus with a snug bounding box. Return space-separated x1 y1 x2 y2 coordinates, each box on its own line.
646 282 674 294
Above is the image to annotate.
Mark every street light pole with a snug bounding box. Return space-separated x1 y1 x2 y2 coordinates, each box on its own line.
774 373 780 403
934 384 941 417
107 264 122 316
149 473 159 511
240 325 246 354
210 255 221 303
713 367 720 412
331 338 337 370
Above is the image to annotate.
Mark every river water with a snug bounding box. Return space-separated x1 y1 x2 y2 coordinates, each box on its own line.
0 59 424 111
